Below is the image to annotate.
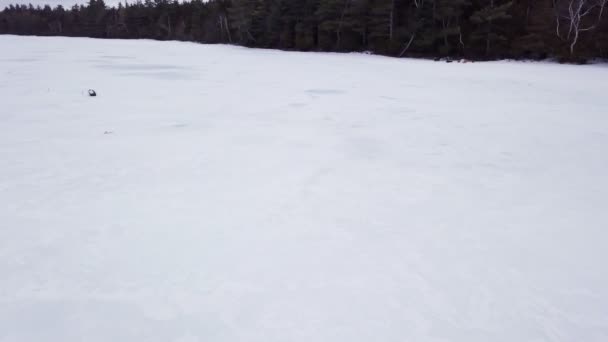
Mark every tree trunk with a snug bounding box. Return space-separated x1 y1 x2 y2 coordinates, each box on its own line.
486 0 494 56
389 0 395 41
336 0 350 51
399 33 416 57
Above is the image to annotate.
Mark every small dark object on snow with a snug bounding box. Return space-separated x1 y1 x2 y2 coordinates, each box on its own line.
88 89 97 97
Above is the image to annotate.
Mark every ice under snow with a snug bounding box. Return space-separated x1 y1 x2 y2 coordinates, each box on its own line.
1 35 608 342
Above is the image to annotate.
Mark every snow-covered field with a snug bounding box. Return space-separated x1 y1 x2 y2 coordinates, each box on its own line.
1 35 607 342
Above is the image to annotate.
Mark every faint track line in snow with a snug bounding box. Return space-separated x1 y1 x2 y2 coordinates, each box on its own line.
259 166 334 227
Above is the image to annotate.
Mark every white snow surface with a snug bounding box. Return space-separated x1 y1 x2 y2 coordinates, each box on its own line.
1 35 608 342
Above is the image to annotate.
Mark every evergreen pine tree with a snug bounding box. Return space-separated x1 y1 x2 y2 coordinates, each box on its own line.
469 0 513 57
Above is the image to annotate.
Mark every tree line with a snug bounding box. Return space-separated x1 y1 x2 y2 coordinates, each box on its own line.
1 0 608 61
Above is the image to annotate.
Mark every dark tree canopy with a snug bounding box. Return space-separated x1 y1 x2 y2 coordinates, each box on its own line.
1 0 607 61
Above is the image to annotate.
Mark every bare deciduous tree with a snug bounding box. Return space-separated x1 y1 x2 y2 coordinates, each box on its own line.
398 0 424 57
553 0 607 55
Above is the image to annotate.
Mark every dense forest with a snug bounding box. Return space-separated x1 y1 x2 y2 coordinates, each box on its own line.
1 0 608 61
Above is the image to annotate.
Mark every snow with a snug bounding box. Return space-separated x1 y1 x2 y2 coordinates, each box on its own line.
1 35 608 342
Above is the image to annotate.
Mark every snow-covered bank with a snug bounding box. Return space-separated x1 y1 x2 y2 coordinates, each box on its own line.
1 35 607 342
